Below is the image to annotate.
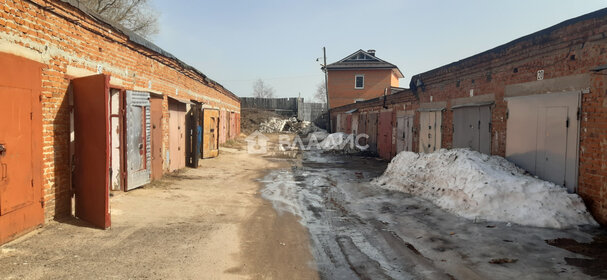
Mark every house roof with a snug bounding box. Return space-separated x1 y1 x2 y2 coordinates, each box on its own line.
326 49 404 78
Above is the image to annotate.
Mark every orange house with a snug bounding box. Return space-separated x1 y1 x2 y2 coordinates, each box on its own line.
326 49 404 108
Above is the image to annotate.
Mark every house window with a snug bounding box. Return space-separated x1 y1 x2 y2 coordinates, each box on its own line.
355 75 364 89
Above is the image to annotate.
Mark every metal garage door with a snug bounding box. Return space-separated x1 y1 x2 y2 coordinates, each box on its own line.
506 91 580 192
0 53 44 243
396 111 414 153
202 109 220 158
419 111 442 153
168 99 187 171
453 105 491 154
366 112 378 153
378 110 393 160
150 96 163 180
72 74 111 229
125 91 151 190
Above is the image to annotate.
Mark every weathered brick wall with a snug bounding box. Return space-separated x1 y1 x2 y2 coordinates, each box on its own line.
579 73 607 224
330 9 607 224
0 0 241 221
330 90 420 153
411 10 607 223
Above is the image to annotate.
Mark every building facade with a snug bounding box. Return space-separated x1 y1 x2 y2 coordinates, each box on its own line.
331 8 607 225
326 49 403 109
0 0 240 244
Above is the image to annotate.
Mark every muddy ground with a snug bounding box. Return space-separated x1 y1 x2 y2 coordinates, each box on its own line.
1 136 606 280
260 149 607 280
0 141 318 280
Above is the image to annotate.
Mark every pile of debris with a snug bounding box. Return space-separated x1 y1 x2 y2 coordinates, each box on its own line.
241 109 283 134
374 149 598 229
259 117 323 135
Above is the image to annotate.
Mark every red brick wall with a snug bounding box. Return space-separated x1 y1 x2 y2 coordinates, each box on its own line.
330 90 420 153
0 0 241 221
411 11 607 223
331 9 607 224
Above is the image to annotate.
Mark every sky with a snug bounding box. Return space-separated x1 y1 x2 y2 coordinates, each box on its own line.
149 0 607 101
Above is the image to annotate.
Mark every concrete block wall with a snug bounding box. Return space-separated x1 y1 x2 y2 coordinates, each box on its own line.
0 0 241 221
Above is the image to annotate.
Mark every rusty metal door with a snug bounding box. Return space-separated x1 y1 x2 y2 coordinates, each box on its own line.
351 114 359 135
0 88 34 215
378 110 393 160
202 109 219 158
366 112 378 153
345 114 352 134
168 100 186 171
0 54 43 244
419 111 441 153
125 91 151 190
150 97 163 180
72 74 111 229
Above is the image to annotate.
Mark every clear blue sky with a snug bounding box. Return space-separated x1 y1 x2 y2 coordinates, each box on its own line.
149 0 606 101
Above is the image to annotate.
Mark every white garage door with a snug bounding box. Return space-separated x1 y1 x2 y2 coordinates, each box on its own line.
505 91 580 192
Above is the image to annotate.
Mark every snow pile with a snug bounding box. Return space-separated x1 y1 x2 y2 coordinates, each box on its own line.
374 149 598 229
318 132 366 154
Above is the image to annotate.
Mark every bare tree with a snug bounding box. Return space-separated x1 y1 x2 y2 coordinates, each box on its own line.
252 79 275 98
76 0 159 39
313 82 327 103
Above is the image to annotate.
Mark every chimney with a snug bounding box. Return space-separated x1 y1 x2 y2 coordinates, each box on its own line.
367 49 376 56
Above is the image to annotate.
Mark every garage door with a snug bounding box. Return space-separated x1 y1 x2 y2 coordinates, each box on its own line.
168 99 187 172
125 90 151 190
366 112 378 153
419 111 442 153
453 105 491 154
396 111 414 153
506 91 580 192
378 110 393 160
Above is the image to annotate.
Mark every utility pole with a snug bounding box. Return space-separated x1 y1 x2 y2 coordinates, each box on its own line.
323 47 331 132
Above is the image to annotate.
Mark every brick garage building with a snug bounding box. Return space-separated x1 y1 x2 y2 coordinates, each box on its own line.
0 0 240 243
332 8 607 225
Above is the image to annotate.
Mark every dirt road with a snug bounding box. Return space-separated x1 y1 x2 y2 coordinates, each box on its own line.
0 145 318 280
260 149 604 280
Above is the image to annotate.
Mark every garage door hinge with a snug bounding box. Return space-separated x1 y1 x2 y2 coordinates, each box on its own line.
40 197 44 208
30 112 33 120
506 110 509 120
577 107 581 120
566 117 570 128
31 179 33 187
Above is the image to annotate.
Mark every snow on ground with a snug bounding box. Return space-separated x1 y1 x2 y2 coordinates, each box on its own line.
374 149 598 229
317 132 366 153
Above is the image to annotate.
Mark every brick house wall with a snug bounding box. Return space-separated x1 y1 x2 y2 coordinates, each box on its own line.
0 0 240 221
328 69 399 108
330 9 607 224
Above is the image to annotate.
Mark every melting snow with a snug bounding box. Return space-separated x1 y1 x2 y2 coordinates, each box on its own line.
374 149 598 229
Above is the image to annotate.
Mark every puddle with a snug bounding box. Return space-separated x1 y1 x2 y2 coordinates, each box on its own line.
546 234 607 278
